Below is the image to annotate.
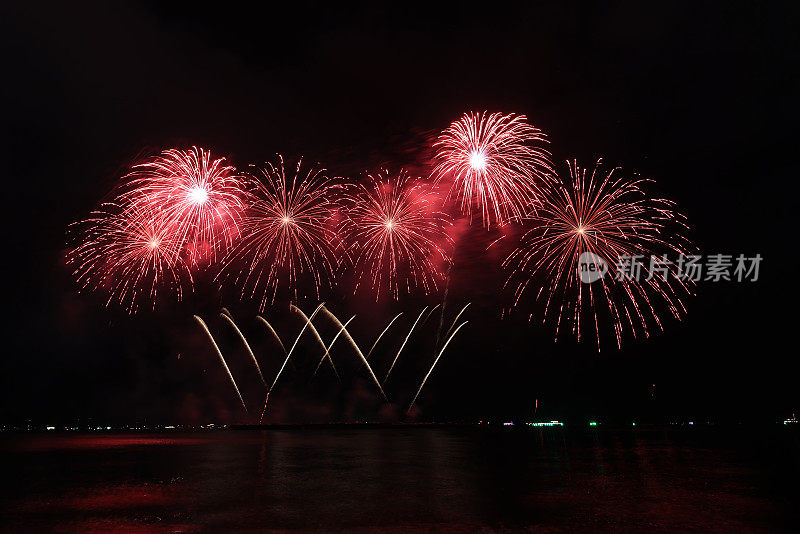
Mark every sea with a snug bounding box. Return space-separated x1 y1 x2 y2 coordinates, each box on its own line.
1 426 798 532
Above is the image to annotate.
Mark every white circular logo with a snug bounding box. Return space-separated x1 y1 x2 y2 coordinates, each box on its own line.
578 252 608 283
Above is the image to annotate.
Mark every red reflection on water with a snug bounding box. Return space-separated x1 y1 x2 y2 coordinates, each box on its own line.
4 434 215 452
63 484 177 511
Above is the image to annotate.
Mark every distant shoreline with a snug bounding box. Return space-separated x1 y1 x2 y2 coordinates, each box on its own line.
2 420 797 434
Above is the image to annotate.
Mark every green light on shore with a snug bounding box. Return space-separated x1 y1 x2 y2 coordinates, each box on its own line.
589 421 598 427
632 422 637 426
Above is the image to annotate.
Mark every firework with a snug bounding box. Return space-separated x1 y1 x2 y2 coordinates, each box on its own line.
503 160 695 350
220 312 265 386
67 202 192 313
218 156 342 309
365 312 403 360
122 147 247 263
408 320 468 413
383 307 427 385
311 314 355 378
444 303 471 339
290 304 339 380
256 315 288 356
194 315 247 411
432 111 553 228
271 303 325 395
340 170 451 299
319 306 387 401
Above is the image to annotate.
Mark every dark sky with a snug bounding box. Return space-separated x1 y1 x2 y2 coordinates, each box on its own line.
1 1 797 425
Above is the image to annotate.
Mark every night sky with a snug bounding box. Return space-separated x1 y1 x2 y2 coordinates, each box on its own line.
1 1 797 425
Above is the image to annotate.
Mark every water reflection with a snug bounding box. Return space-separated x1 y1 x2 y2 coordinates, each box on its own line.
1 428 797 531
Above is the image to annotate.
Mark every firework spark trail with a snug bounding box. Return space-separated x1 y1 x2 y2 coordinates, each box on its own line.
422 304 440 325
503 159 694 349
259 393 270 424
255 316 287 356
121 147 247 263
67 203 193 313
340 170 451 300
408 321 469 413
383 307 427 385
259 303 325 422
290 304 339 379
444 303 471 340
432 112 553 228
433 265 451 350
319 306 387 401
218 156 343 309
220 313 265 386
193 315 247 411
312 315 356 378
256 315 295 371
366 312 404 360
268 303 324 393
275 303 325 387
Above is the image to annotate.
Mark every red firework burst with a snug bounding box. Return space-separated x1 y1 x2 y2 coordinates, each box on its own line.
67 203 193 313
341 170 451 300
218 156 343 309
432 111 553 228
503 160 695 350
121 147 246 263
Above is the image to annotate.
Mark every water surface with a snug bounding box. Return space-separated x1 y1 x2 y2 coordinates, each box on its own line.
1 427 797 532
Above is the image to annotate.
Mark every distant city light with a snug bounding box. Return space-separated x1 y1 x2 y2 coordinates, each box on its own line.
589 421 598 426
528 421 564 427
